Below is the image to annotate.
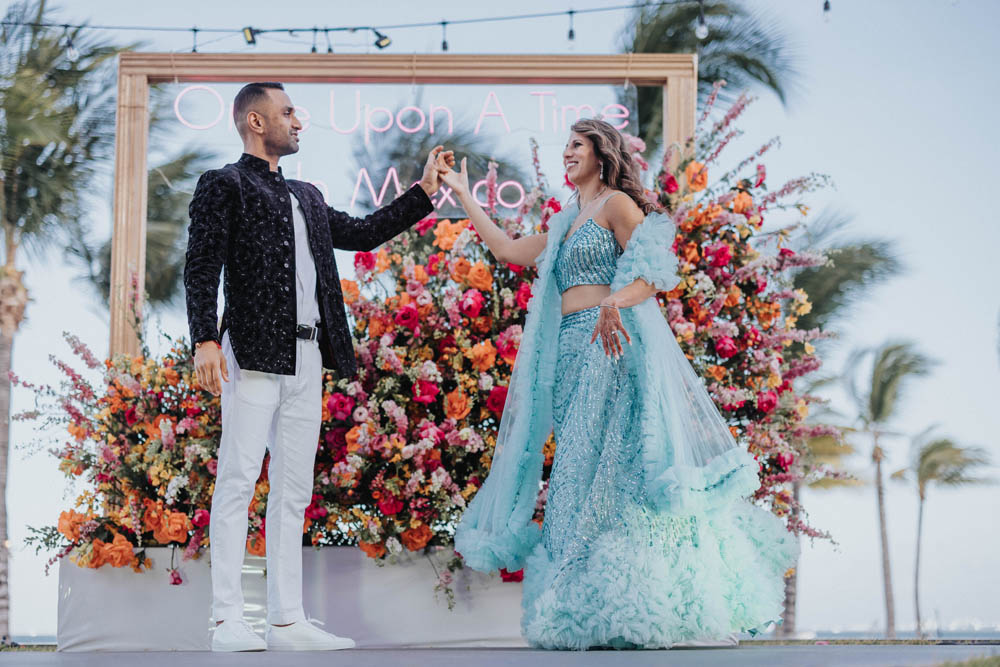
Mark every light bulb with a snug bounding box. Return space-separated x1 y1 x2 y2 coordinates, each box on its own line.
695 23 709 40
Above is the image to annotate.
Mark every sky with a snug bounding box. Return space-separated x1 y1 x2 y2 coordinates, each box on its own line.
5 0 1000 639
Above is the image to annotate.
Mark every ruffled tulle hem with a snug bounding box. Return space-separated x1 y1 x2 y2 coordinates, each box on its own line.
646 447 763 516
520 501 798 650
454 520 542 572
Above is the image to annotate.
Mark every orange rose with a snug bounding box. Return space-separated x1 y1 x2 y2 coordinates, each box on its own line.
340 279 360 305
724 284 742 308
368 315 392 338
732 191 753 214
154 511 191 545
375 249 391 273
104 532 135 568
682 241 701 264
247 532 266 557
345 425 364 453
88 539 108 568
359 541 386 559
449 257 471 284
467 340 497 373
444 389 472 420
433 220 461 250
706 365 728 382
684 161 708 192
466 261 493 291
162 368 180 386
413 265 429 284
400 524 433 551
142 499 164 534
58 509 87 542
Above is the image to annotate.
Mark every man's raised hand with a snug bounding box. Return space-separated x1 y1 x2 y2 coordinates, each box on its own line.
419 145 455 197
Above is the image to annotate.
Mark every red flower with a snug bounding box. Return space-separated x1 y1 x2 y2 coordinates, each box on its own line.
662 173 679 194
563 172 576 189
755 276 768 294
416 215 437 236
544 196 562 213
744 325 762 347
515 282 532 310
354 251 376 272
192 509 210 528
706 242 732 267
377 494 405 516
124 406 138 426
486 385 508 415
499 568 524 582
715 336 739 359
305 494 328 519
169 569 183 586
776 452 795 470
394 304 420 331
779 247 796 258
757 390 778 414
507 263 525 275
459 289 484 319
326 393 355 421
412 380 439 405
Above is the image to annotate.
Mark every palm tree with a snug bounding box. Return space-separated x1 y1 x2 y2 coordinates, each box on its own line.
619 0 800 152
0 0 122 638
846 341 935 638
774 213 901 637
72 150 217 309
892 434 992 638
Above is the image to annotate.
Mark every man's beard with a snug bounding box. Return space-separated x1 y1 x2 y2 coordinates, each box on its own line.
269 134 300 157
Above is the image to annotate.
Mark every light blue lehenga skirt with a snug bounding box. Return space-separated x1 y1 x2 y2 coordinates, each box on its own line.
520 306 799 650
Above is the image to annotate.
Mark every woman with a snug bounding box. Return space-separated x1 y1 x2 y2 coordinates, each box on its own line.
446 119 797 649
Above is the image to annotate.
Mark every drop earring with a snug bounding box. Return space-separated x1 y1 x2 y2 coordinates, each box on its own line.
600 162 605 181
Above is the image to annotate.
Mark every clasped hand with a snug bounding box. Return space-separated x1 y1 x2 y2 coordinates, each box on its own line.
419 146 456 196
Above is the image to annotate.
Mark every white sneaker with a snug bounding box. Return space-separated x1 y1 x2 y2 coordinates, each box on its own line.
211 619 267 652
266 620 355 651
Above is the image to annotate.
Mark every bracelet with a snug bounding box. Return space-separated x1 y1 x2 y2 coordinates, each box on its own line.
194 340 221 351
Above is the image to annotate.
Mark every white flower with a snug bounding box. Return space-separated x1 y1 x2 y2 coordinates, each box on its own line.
164 475 188 506
386 537 403 555
479 373 494 391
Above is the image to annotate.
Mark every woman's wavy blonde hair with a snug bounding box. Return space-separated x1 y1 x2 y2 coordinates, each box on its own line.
569 118 655 215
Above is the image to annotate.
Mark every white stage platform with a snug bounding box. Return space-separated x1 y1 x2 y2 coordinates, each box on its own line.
57 546 525 651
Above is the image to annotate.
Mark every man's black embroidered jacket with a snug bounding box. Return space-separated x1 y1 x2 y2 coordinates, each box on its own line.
184 153 433 377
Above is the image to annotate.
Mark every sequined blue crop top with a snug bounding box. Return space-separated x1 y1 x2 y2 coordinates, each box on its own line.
554 218 624 294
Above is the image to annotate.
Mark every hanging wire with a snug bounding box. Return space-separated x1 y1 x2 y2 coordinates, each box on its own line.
324 28 333 53
567 10 575 41
440 21 448 52
311 27 318 53
190 27 198 52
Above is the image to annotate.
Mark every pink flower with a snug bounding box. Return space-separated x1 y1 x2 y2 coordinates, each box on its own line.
169 569 183 586
377 495 404 516
754 164 766 187
412 380 439 405
563 172 576 190
515 282 532 310
757 390 778 414
459 289 484 319
354 251 376 273
715 336 739 359
327 393 355 421
192 509 210 528
779 247 796 258
394 304 420 331
206 459 218 476
305 494 327 519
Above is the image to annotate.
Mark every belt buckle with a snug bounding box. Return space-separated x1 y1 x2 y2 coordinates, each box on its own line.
297 324 317 341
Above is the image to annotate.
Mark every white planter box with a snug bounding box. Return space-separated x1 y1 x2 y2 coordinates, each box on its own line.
57 546 525 651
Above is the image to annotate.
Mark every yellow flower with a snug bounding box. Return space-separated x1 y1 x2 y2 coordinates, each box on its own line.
767 374 782 388
804 342 815 355
796 400 809 419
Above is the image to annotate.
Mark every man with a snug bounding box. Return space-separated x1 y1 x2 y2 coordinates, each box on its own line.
184 82 452 652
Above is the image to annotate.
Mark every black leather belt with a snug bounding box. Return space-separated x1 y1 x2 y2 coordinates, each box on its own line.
296 323 322 341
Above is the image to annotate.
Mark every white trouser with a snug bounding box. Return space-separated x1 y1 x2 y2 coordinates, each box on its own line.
210 331 323 625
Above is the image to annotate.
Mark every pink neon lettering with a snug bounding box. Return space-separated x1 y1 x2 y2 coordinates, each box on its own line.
396 106 426 134
329 90 361 134
496 181 525 209
174 85 225 130
474 91 510 135
601 103 630 129
351 167 403 208
429 104 453 135
365 105 394 144
530 91 555 131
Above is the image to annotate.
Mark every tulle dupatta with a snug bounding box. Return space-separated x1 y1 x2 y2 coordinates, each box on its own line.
455 209 761 573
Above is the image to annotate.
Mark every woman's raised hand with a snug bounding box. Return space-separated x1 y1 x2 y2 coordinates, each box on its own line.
440 156 471 198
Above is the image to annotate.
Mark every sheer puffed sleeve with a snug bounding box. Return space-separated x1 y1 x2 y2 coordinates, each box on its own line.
611 210 678 292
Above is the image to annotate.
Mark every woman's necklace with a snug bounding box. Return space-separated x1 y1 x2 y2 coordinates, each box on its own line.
577 185 609 214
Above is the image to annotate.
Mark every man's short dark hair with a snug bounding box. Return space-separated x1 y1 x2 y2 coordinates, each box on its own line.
233 82 285 134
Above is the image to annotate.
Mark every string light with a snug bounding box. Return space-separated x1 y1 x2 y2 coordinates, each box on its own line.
241 27 256 45
324 28 333 53
440 21 448 52
694 0 708 40
567 10 575 41
372 28 391 49
311 27 318 53
191 27 198 53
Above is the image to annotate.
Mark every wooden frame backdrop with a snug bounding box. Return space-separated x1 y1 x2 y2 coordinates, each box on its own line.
110 52 698 357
